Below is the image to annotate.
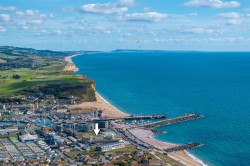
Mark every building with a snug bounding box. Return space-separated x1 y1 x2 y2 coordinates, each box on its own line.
68 136 78 143
47 133 64 145
54 106 68 113
96 141 125 152
102 131 116 139
19 133 38 142
77 121 94 132
92 120 111 129
61 121 95 132
8 104 34 113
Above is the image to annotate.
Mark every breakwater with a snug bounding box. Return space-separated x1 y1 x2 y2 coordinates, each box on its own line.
140 114 203 128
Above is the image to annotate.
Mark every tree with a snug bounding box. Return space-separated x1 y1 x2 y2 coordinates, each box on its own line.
12 74 21 79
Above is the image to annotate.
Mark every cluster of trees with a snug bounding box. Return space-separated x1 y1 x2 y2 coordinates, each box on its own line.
12 75 21 79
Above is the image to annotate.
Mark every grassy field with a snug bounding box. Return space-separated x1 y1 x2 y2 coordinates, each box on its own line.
0 52 96 102
66 150 104 158
108 145 138 153
0 53 20 60
155 152 185 166
82 131 96 137
66 146 137 159
0 134 18 138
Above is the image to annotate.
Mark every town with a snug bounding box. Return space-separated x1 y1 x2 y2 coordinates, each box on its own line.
0 47 203 166
0 95 203 165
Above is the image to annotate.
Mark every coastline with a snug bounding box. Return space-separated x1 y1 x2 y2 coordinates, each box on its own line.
186 152 208 166
66 54 129 118
129 127 204 166
64 54 80 72
95 92 130 117
64 54 80 64
66 54 206 166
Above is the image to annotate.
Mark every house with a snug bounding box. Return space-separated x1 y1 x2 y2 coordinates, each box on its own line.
96 141 125 152
8 104 34 113
102 131 116 139
54 106 68 113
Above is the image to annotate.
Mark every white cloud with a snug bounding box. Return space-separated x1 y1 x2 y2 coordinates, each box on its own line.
18 22 30 30
118 0 136 7
30 20 43 24
218 12 240 19
61 6 75 12
124 32 132 37
53 30 63 36
188 13 198 16
0 6 17 11
182 27 215 34
80 3 128 15
217 12 242 25
14 9 51 29
245 8 250 12
0 26 6 32
96 26 112 34
16 10 48 19
227 19 241 25
183 0 240 8
120 12 168 22
0 14 10 22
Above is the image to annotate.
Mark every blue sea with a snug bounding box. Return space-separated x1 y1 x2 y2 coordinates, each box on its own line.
73 51 250 166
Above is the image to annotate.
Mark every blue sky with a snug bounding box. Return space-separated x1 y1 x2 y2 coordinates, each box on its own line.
0 0 250 51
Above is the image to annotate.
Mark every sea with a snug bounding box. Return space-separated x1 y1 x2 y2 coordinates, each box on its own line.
73 51 250 166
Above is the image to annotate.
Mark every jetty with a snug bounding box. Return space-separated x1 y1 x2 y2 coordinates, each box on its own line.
164 143 203 153
140 113 202 128
106 114 166 121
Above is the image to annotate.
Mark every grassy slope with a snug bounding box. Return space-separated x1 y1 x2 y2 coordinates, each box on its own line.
0 53 20 60
0 53 95 102
155 152 185 166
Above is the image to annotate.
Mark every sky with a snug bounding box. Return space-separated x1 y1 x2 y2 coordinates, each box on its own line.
0 0 250 51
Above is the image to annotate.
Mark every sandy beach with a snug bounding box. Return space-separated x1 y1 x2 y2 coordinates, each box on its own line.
66 54 205 166
69 92 129 118
64 54 79 64
64 54 80 72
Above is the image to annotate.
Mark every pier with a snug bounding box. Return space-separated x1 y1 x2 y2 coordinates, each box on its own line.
164 143 203 153
106 114 166 121
140 113 203 128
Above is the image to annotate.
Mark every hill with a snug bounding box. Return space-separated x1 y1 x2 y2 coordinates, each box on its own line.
0 46 96 103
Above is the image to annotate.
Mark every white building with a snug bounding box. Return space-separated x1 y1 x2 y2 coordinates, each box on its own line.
96 141 125 152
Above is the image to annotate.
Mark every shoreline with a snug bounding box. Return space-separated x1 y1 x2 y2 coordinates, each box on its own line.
151 134 207 166
66 54 129 118
129 128 204 166
64 54 80 72
95 92 130 117
64 54 80 64
66 54 206 166
186 151 208 166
